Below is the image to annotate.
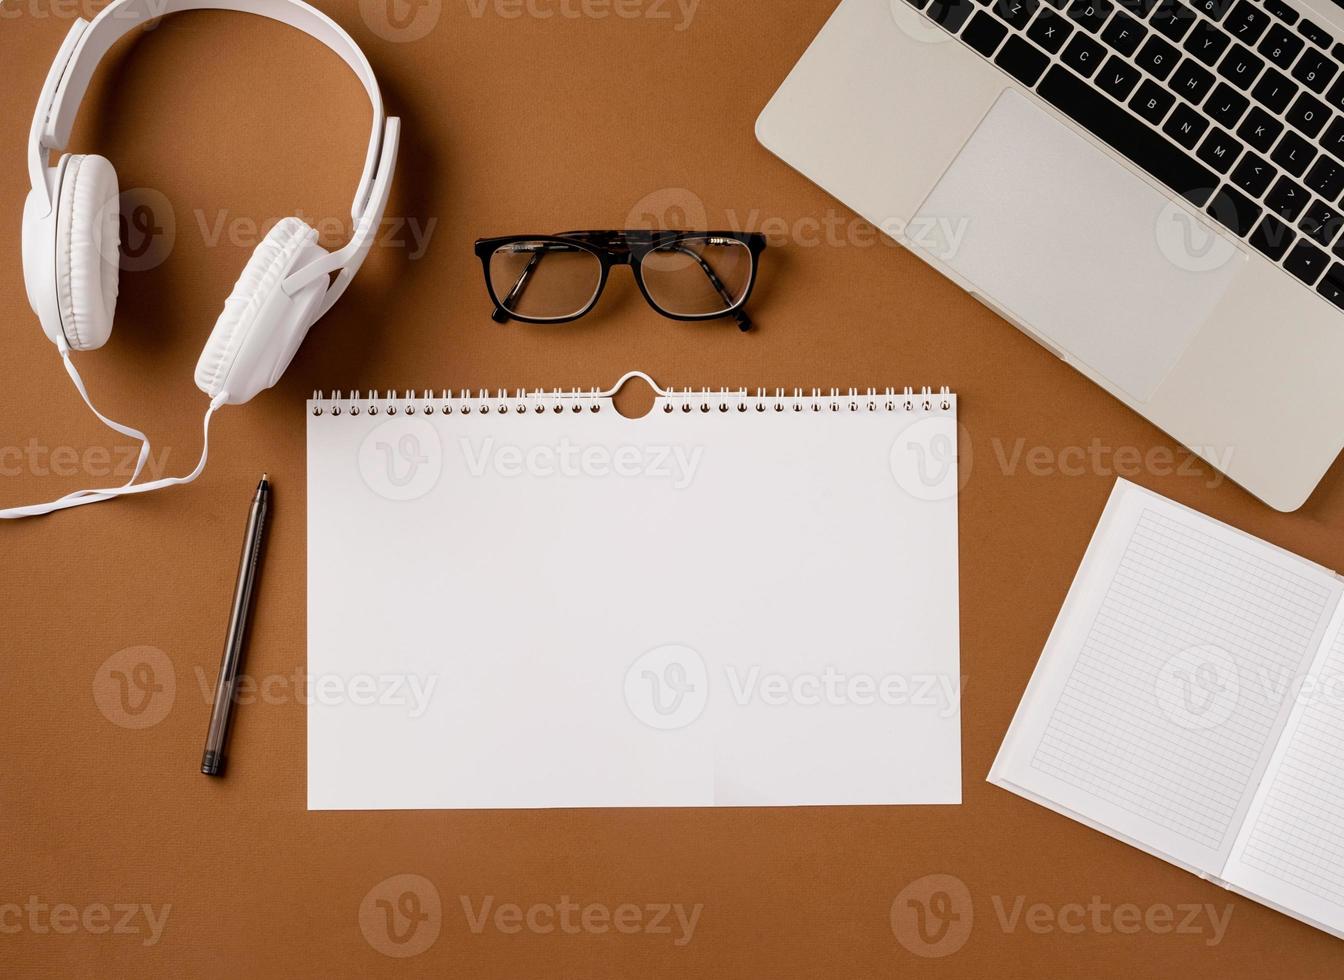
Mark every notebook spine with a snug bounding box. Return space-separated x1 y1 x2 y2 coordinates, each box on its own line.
309 386 954 417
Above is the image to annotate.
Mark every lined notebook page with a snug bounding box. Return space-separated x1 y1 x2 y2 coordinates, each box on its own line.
1225 601 1344 937
990 480 1341 876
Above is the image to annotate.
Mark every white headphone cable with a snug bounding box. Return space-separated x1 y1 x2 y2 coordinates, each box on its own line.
0 349 225 518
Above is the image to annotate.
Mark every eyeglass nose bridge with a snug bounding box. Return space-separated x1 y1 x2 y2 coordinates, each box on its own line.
555 231 635 259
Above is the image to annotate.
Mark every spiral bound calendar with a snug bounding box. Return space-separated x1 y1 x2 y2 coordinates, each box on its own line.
306 373 962 809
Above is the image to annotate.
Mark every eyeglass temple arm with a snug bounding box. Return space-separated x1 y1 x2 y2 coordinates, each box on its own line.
491 242 590 323
663 244 753 332
491 247 550 324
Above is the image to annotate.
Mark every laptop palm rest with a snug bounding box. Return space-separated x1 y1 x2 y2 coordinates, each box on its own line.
913 89 1244 403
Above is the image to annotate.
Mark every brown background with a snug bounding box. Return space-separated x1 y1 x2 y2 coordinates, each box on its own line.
3 0 1344 975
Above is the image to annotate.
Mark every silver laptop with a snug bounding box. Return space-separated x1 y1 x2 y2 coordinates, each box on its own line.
758 0 1344 510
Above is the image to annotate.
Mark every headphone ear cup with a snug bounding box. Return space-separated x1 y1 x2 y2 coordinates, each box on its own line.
54 154 121 351
195 217 328 405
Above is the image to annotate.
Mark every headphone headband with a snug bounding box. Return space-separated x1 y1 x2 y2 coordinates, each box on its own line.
28 0 391 224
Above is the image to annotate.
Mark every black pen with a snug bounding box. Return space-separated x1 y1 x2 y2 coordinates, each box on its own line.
201 474 270 777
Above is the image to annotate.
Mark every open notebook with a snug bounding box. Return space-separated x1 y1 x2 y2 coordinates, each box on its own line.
991 479 1344 940
307 374 961 809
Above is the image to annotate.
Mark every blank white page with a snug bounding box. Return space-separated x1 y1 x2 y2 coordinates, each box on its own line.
991 480 1341 875
1224 599 1344 938
307 384 961 809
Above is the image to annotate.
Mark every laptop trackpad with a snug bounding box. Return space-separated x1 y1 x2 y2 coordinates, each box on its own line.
913 88 1244 403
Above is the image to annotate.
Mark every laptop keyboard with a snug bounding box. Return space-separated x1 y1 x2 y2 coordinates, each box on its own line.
907 0 1344 308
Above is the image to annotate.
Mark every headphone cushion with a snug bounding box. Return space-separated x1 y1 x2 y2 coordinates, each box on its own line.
55 154 120 351
196 217 320 401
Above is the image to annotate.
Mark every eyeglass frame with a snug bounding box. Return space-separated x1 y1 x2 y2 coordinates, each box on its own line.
473 230 767 332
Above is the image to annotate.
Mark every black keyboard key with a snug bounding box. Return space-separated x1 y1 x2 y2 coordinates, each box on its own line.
1305 155 1344 198
962 11 1011 54
1286 91 1330 137
1285 239 1329 282
1066 0 1113 30
1197 127 1244 172
1101 10 1147 53
1262 0 1297 24
1258 23 1304 67
1218 44 1265 89
1036 64 1219 203
1299 19 1333 49
1131 78 1177 120
1327 76 1344 113
1206 185 1262 233
1250 214 1295 258
1136 35 1181 78
1230 151 1275 194
905 0 932 9
1028 8 1075 50
1225 1 1269 44
1164 102 1211 147
1317 263 1344 308
1251 66 1298 112
1170 58 1216 101
1184 21 1231 65
1292 49 1338 93
1272 130 1317 176
1190 0 1230 21
1300 200 1344 246
1267 175 1311 219
1062 32 1108 74
1238 107 1285 152
1150 0 1196 41
1207 82 1251 126
1320 116 1344 162
994 34 1051 84
929 0 978 29
1096 53 1143 97
991 0 1039 29
1115 0 1159 13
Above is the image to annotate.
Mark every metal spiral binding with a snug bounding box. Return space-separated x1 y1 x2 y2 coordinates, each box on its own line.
310 385 953 416
656 385 953 414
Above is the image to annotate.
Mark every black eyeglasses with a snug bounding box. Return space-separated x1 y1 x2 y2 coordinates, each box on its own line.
474 230 766 331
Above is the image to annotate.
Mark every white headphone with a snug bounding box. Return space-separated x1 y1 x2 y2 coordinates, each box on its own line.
6 0 401 518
